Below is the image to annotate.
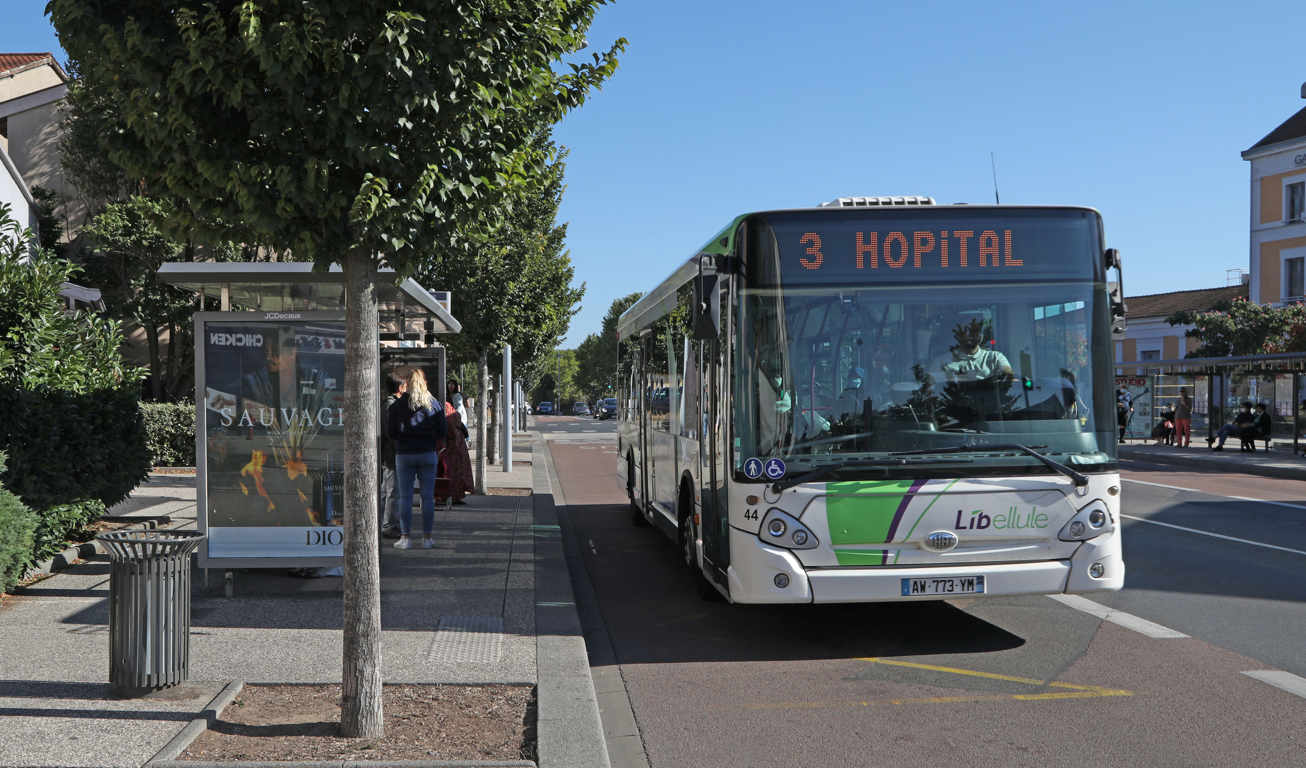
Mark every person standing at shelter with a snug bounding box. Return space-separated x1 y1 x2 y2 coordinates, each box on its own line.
378 373 406 539
386 369 448 549
1174 387 1193 448
440 399 475 504
1116 385 1133 443
447 379 468 426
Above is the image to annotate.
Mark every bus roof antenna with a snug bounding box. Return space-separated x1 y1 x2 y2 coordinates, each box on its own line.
991 152 1001 205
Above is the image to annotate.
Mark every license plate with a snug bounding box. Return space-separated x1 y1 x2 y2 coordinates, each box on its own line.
901 575 985 596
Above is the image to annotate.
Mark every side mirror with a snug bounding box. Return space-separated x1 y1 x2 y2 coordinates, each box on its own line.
692 273 720 340
1106 248 1126 333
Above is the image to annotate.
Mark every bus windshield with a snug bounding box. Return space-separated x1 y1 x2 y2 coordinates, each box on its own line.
734 208 1116 480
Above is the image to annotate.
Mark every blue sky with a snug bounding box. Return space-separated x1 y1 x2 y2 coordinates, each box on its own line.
7 2 1305 344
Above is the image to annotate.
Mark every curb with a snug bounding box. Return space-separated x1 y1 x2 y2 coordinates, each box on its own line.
1119 447 1306 482
145 680 536 768
532 436 612 768
19 516 175 584
147 680 245 765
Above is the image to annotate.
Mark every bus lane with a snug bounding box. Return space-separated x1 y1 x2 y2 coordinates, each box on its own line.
547 440 1306 768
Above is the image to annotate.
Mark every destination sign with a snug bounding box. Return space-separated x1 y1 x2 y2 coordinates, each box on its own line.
758 211 1098 284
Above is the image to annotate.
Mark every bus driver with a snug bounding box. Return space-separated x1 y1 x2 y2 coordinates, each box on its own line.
931 318 1014 383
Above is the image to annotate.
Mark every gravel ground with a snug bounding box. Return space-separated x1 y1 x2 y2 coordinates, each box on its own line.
180 683 535 763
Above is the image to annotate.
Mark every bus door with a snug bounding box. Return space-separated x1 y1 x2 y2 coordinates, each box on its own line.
699 314 730 589
637 330 654 515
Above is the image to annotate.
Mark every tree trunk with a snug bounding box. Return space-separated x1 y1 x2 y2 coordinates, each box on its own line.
164 319 178 399
475 347 488 495
145 322 163 401
340 249 383 738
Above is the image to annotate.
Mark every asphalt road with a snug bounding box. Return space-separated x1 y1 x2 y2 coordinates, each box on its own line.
543 427 1306 767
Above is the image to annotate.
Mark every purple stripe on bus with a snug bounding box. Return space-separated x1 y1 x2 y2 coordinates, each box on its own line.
885 479 929 543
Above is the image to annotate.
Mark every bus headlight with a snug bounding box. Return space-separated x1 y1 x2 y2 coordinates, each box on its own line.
759 509 819 550
1058 501 1114 542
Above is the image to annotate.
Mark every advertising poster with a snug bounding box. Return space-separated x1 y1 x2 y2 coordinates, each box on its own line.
198 313 347 564
1115 376 1152 440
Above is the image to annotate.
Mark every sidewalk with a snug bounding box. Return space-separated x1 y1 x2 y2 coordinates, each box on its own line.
1119 440 1306 481
0 423 606 768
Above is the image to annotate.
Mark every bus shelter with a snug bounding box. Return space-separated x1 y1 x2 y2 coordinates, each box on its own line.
158 263 461 570
1115 351 1306 453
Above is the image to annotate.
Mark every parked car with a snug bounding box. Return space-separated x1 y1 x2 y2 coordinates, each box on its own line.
598 397 618 420
573 401 590 416
536 402 553 415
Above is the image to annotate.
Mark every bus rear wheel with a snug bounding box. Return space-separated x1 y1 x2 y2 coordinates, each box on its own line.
628 455 648 527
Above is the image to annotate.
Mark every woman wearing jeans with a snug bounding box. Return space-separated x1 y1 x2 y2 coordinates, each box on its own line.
385 369 448 549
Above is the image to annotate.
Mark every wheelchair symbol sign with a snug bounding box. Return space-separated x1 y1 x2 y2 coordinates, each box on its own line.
763 458 786 480
743 458 764 479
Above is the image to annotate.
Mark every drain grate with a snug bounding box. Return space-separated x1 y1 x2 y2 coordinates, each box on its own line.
427 616 503 664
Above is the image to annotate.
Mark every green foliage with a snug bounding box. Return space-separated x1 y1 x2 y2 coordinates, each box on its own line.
0 205 143 391
31 499 106 566
575 292 642 400
1168 298 1306 357
0 386 152 511
28 186 65 256
0 205 151 562
0 452 38 594
532 349 580 407
141 402 196 467
81 197 202 400
422 132 586 384
51 1 626 274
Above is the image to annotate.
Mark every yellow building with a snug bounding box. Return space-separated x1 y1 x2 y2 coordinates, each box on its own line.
1242 84 1306 305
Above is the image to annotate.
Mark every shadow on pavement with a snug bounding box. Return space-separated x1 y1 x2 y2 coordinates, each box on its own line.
569 503 1025 666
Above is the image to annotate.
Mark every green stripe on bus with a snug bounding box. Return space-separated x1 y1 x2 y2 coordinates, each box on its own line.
833 548 895 566
825 480 915 546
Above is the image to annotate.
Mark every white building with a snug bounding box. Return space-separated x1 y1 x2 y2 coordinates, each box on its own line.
0 141 38 235
1241 84 1306 305
1116 284 1247 367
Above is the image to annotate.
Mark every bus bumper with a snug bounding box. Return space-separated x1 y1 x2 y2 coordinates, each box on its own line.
727 528 1123 604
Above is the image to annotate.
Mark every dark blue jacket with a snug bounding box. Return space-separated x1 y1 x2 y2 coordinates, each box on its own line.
385 394 447 454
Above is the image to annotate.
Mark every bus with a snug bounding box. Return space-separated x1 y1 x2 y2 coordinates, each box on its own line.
615 197 1125 603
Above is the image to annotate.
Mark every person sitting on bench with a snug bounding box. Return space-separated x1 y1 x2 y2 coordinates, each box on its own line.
1239 403 1272 452
1209 402 1254 452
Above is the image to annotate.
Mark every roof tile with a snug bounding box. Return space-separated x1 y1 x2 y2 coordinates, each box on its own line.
1249 104 1306 151
0 53 56 77
1126 284 1248 319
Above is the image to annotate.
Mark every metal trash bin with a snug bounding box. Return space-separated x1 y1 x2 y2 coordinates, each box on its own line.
95 530 205 696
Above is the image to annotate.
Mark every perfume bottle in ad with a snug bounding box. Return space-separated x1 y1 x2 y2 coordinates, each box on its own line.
324 454 344 526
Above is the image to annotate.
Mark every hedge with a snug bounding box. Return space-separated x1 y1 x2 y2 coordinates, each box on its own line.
0 452 37 594
141 402 195 467
0 385 152 563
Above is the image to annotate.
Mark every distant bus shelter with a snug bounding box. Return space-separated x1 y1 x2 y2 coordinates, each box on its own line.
1114 351 1306 453
159 263 461 570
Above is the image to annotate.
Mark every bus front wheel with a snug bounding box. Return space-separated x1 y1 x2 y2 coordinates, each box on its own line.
679 495 720 601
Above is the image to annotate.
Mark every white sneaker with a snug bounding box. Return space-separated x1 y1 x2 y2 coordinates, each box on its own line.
421 538 434 549
394 538 412 549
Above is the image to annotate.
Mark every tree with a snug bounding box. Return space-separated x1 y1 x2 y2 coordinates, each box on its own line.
419 132 584 492
575 292 641 400
1168 298 1306 358
49 1 623 736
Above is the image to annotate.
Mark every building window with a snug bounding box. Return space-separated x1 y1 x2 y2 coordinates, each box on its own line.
1140 350 1160 361
1289 182 1306 222
1288 257 1305 302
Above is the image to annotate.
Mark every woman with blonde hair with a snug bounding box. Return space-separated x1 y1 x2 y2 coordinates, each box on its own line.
384 368 448 549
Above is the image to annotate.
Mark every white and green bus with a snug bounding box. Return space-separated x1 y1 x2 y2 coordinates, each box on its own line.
615 197 1125 603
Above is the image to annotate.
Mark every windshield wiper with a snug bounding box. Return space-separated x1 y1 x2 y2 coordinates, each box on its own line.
890 444 1089 488
770 457 973 494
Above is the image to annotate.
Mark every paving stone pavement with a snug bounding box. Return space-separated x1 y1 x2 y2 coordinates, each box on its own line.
0 433 553 768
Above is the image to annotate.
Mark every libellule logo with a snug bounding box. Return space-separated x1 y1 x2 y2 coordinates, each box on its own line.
955 507 1050 531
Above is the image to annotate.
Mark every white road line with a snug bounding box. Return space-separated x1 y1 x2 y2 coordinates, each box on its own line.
1122 478 1306 513
1242 670 1306 701
1119 514 1306 557
1047 594 1189 639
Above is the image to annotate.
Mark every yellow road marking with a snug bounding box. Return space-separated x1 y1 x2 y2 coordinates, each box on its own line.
856 657 1129 694
709 658 1134 711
